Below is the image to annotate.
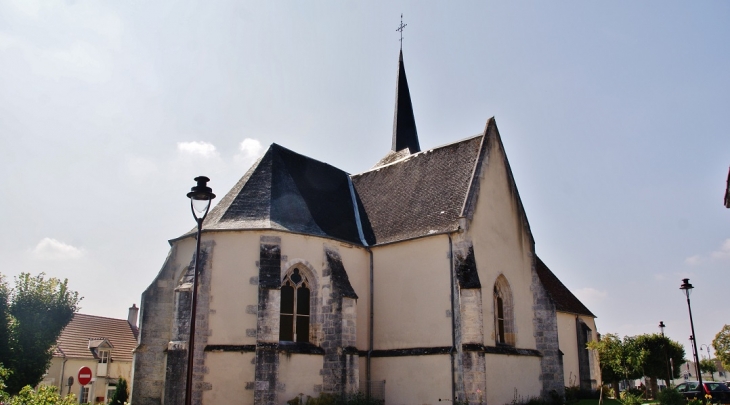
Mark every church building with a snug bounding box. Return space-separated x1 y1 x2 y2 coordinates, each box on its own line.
131 50 599 405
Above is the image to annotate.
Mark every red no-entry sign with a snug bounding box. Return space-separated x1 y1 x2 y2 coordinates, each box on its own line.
77 366 92 386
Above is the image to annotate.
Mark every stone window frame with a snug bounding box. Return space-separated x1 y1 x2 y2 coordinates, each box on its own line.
280 268 311 342
493 274 516 346
280 260 319 345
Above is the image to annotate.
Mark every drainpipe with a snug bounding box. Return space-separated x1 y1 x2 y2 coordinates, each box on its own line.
448 234 457 403
59 354 67 396
366 247 374 399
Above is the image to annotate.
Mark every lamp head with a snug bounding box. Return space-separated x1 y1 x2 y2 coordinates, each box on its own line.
679 278 693 298
187 176 216 220
187 176 215 200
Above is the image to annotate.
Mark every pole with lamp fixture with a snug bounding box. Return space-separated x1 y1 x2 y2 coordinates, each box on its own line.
185 176 216 405
700 344 712 360
700 344 714 381
659 321 673 387
680 278 704 402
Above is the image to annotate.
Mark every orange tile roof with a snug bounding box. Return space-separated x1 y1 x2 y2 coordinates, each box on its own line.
53 313 138 362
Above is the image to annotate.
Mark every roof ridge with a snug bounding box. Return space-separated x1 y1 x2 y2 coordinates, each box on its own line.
73 313 129 323
271 143 353 175
354 133 484 176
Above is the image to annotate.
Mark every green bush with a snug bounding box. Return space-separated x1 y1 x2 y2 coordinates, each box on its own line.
620 390 642 405
5 385 77 405
657 387 685 405
109 377 129 405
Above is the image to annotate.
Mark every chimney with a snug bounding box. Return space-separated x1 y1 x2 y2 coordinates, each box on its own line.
128 304 139 328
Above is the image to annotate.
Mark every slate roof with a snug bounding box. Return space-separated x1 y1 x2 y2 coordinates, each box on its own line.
186 143 375 245
534 256 595 317
53 313 138 361
351 135 483 244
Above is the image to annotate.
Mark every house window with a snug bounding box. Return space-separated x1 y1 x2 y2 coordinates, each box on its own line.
99 349 110 363
80 386 90 403
280 268 310 343
493 275 515 346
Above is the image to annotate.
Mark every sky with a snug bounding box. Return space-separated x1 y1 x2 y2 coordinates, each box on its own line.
1 1 728 359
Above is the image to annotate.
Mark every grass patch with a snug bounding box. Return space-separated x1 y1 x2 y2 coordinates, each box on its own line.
574 399 660 405
576 399 623 405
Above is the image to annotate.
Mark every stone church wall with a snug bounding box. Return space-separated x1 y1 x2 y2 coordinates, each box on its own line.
370 237 453 349
132 238 195 405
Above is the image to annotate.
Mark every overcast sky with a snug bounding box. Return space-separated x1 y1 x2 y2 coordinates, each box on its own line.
1 1 728 358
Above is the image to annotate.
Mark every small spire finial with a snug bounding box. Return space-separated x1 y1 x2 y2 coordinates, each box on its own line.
396 14 407 50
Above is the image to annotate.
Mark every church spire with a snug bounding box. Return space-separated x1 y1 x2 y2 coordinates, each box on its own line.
391 49 420 153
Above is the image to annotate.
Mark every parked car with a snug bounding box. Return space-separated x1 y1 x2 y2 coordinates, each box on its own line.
675 381 730 403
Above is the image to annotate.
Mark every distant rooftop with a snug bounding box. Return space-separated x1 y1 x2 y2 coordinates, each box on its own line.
54 313 138 362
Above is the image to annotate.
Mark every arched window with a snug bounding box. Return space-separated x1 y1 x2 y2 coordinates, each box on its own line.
279 268 310 342
493 275 515 346
494 286 505 344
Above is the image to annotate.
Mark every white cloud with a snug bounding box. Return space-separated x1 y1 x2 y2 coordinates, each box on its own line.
234 138 264 167
177 141 218 158
574 287 607 305
710 239 730 260
239 138 263 158
684 255 702 266
31 238 83 260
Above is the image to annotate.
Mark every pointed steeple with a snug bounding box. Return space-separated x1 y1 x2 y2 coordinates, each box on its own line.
392 50 420 153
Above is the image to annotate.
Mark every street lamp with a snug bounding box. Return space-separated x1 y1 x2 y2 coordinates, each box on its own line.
185 176 216 405
700 344 712 360
659 321 672 387
680 278 704 399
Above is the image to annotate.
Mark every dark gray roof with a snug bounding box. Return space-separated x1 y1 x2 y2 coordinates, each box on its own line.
184 144 375 245
351 135 483 244
534 256 595 318
391 50 420 154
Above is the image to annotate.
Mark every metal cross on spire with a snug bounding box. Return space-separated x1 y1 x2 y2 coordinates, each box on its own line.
396 13 407 50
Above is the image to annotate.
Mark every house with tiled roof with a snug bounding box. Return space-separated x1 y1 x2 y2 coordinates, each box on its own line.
42 306 138 404
133 50 598 405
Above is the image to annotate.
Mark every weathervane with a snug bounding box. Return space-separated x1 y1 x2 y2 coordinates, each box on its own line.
396 13 407 50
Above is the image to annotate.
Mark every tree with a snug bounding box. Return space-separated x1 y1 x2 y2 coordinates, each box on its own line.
0 273 81 394
635 334 685 397
588 334 646 396
699 358 717 381
713 325 730 371
109 377 129 405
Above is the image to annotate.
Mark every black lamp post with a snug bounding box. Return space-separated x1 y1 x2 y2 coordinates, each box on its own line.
680 278 704 399
660 321 672 387
185 176 216 405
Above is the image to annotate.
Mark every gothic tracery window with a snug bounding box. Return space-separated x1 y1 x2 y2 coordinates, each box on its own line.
279 268 310 342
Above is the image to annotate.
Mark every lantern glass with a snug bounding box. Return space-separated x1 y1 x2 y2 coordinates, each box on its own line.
191 198 211 219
